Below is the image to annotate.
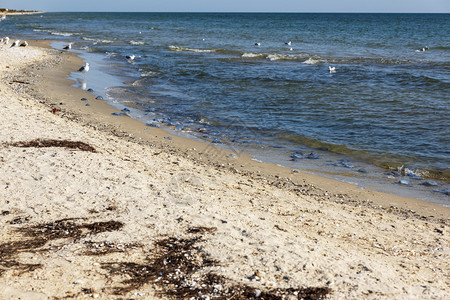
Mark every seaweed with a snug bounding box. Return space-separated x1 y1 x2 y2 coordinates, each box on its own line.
5 138 97 153
101 227 331 299
0 218 123 276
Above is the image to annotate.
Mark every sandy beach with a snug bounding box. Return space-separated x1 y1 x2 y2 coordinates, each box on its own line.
0 41 449 299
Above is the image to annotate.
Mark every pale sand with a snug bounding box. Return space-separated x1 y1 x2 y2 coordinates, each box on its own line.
0 42 449 299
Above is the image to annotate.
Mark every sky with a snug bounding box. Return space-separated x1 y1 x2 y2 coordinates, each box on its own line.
2 0 450 13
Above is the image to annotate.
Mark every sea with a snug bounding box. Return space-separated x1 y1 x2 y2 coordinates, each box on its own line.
1 12 449 206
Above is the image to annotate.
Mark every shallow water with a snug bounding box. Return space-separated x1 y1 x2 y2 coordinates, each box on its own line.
3 12 449 205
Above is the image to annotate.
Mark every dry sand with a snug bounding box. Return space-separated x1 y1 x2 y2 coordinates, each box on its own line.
0 41 449 299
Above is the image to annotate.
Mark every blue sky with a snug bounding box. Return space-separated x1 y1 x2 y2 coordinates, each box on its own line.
2 0 450 13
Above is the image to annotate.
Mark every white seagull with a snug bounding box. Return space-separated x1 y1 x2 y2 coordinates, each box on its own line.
285 41 292 46
3 37 9 45
10 40 20 48
78 63 90 79
19 41 28 47
125 55 135 60
255 42 261 46
329 66 336 73
63 43 72 50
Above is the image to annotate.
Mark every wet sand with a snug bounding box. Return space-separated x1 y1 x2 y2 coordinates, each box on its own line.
0 41 449 299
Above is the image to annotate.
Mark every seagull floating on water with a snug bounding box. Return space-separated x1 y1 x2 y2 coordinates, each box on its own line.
125 55 135 60
285 41 292 46
328 66 336 73
10 40 20 48
19 41 28 47
63 43 72 50
415 46 430 52
255 42 261 46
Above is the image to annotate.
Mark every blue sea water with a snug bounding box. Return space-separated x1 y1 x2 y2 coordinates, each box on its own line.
1 12 449 204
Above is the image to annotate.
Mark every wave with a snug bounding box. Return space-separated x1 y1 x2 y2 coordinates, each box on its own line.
129 40 146 45
33 29 77 37
139 70 158 77
169 45 216 53
302 58 323 65
241 52 266 59
82 37 115 43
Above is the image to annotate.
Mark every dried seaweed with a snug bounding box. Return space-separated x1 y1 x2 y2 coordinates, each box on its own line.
5 138 97 153
0 218 123 276
102 227 331 299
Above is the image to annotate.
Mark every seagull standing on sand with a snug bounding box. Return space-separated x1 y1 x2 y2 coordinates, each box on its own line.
10 40 20 48
3 37 9 45
63 43 72 50
329 66 336 73
20 41 28 47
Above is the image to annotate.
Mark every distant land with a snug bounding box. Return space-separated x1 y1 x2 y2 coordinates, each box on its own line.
0 8 44 15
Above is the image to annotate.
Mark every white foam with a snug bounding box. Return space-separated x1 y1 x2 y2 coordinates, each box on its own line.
241 52 264 58
303 58 320 65
169 45 215 53
129 40 145 45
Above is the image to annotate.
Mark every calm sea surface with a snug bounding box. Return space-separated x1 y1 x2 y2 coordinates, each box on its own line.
2 13 449 204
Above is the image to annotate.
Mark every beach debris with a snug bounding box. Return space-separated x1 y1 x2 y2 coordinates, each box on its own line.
0 218 123 277
85 103 90 106
419 180 439 187
385 171 401 177
87 88 94 92
80 98 88 101
4 138 97 152
358 168 368 173
433 188 450 195
397 179 412 186
111 112 126 116
63 42 72 50
19 41 28 47
290 152 303 161
145 122 160 128
212 137 221 144
95 96 104 100
51 108 59 114
10 40 20 48
306 152 320 159
328 66 336 73
164 136 172 140
121 107 131 112
100 228 331 298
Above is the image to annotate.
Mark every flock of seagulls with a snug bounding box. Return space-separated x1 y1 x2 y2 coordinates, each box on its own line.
0 37 28 48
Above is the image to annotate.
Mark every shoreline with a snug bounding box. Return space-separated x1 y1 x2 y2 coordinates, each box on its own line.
43 41 449 219
0 41 449 299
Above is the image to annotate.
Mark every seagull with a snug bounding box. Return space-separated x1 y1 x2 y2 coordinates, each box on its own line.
285 41 292 46
125 55 135 60
10 40 20 48
3 37 9 44
329 66 336 73
255 42 261 46
63 43 72 50
19 41 28 47
78 63 90 79
289 48 293 51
